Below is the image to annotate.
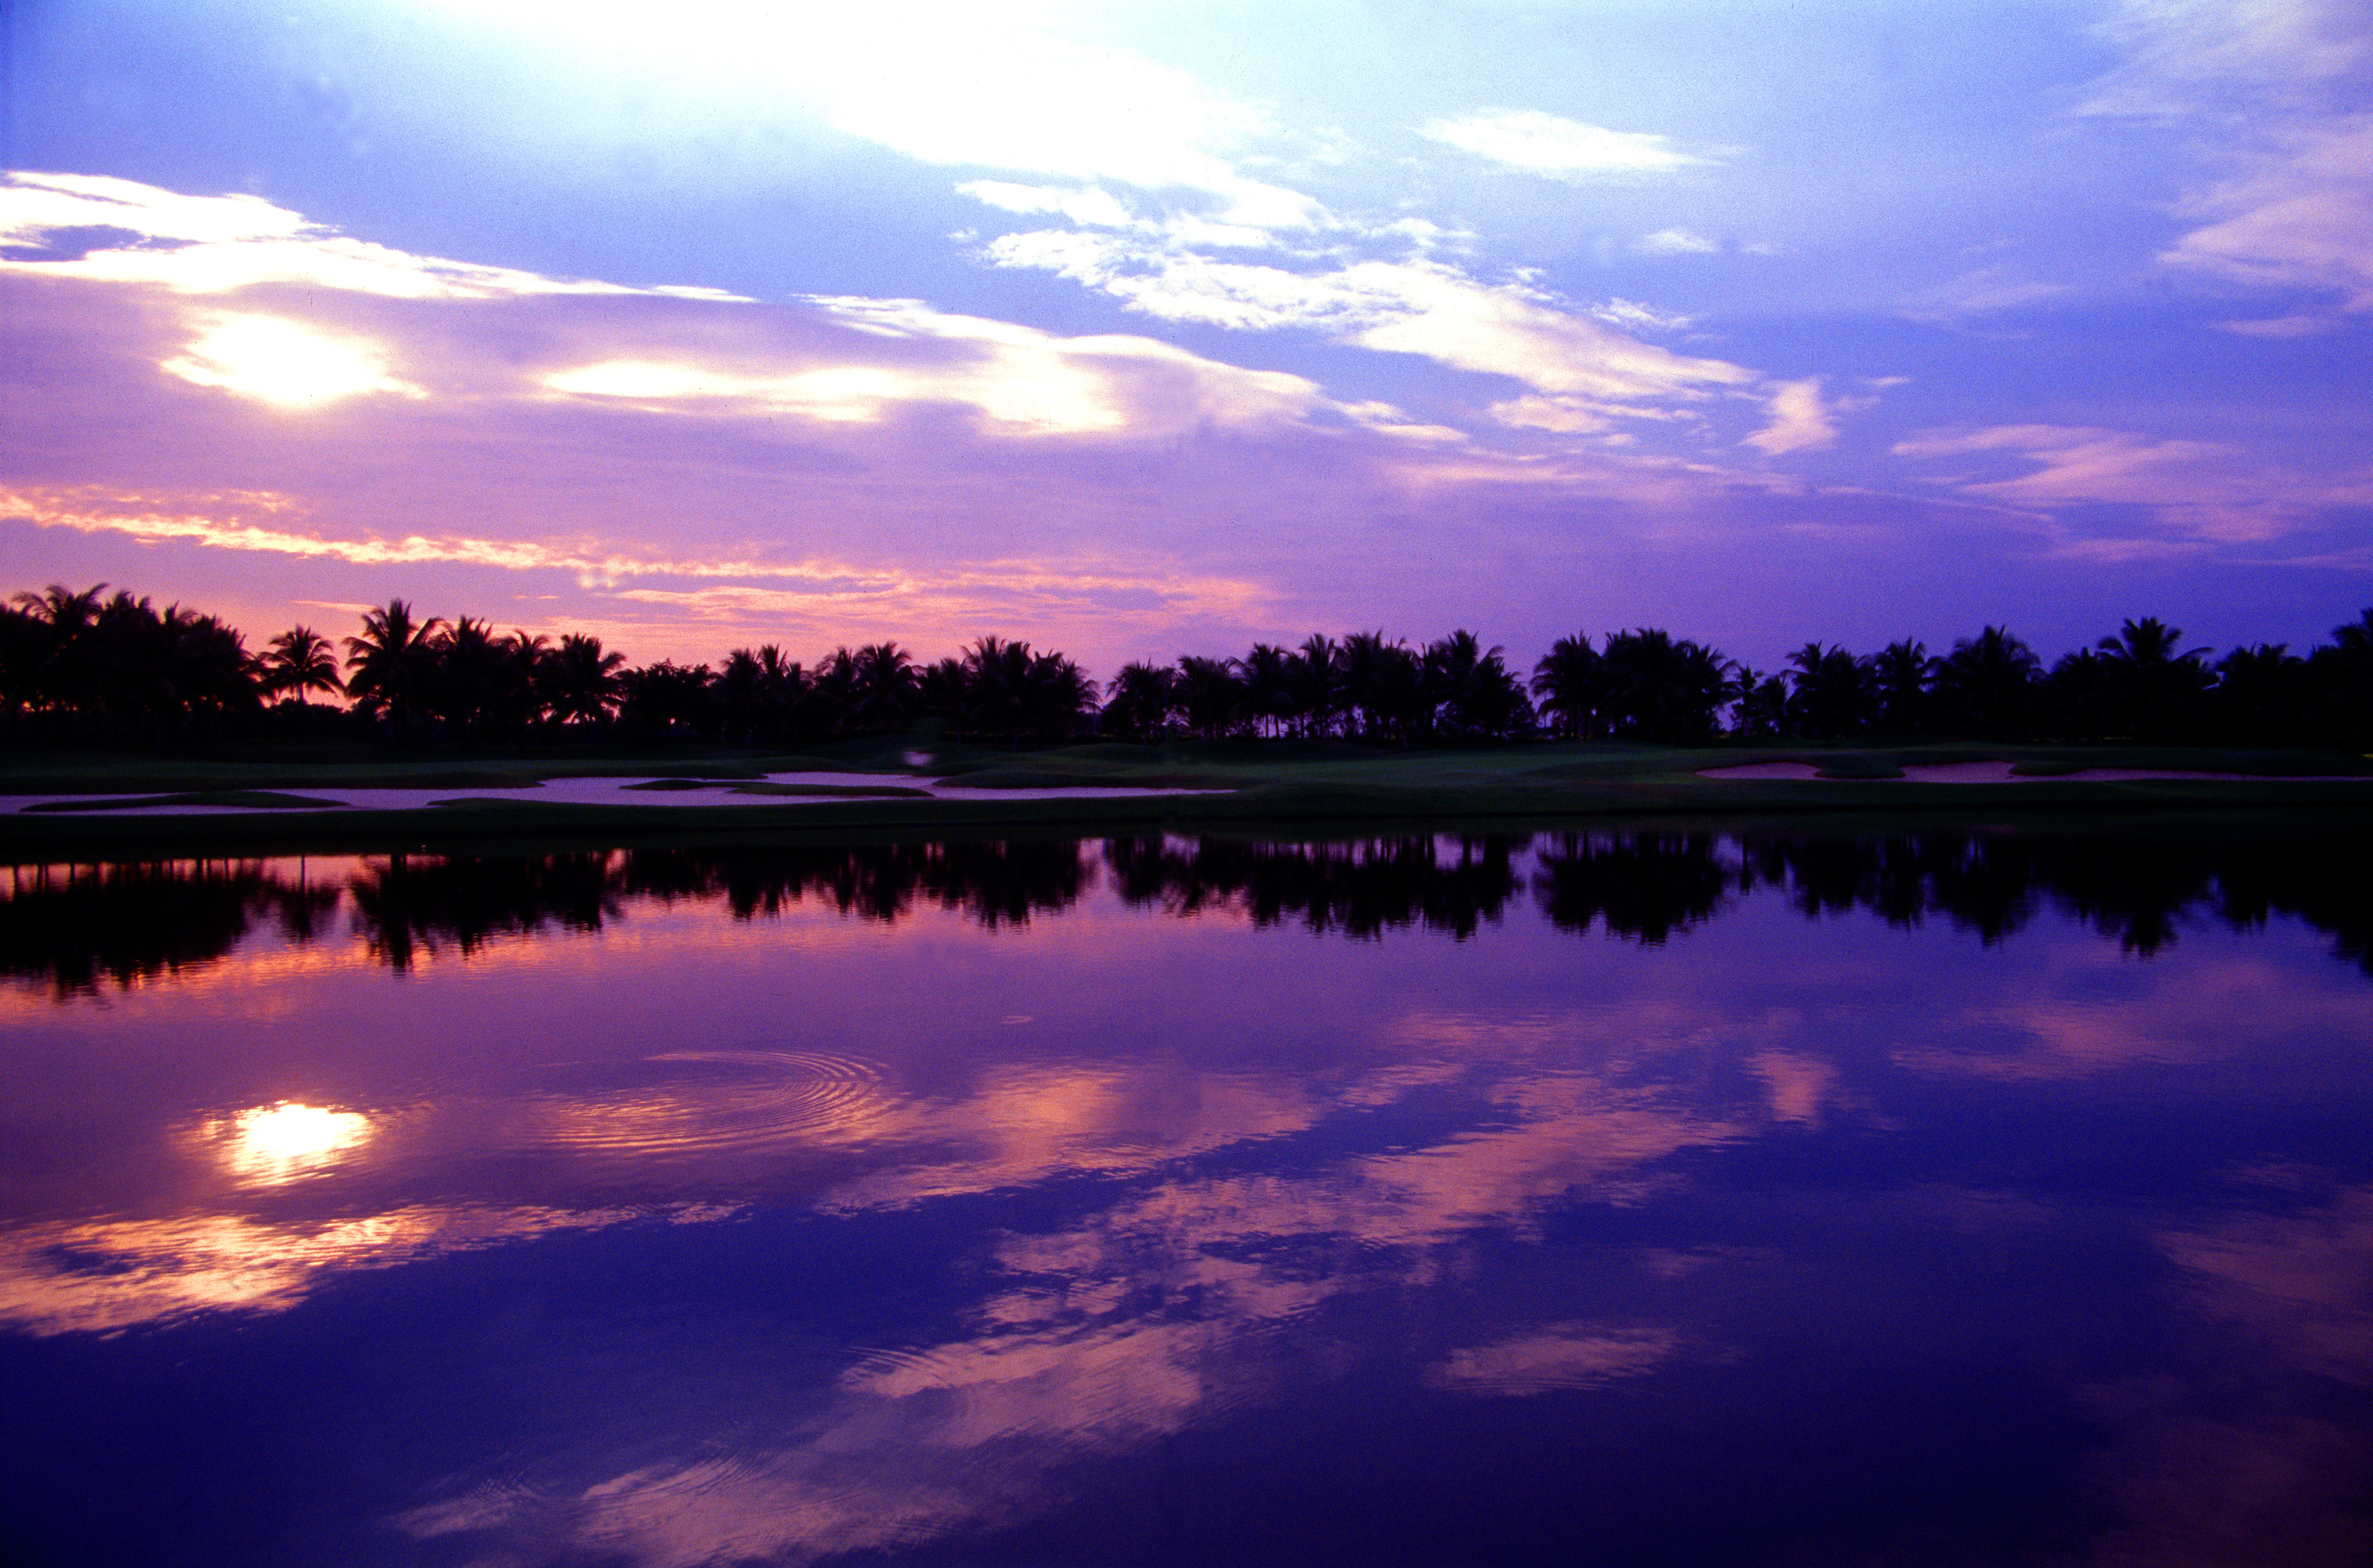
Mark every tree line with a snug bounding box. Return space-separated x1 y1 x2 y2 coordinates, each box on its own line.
4 582 2369 749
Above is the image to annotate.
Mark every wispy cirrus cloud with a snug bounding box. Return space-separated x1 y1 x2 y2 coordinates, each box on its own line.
1893 423 2373 543
2082 0 2373 320
1419 110 1717 179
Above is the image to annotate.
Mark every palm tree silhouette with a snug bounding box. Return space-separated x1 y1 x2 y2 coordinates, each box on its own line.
1531 633 1605 738
2095 617 2211 741
848 642 920 732
545 632 625 728
343 600 445 738
1600 629 1731 744
1935 626 2038 741
1870 639 1933 733
1103 661 1178 741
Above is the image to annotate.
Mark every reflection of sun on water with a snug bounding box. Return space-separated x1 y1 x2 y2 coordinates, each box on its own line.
217 1102 372 1183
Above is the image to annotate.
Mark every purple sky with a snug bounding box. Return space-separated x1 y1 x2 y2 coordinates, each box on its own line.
4 0 2369 677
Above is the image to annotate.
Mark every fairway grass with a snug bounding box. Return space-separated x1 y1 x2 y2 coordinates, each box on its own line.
3 735 2367 856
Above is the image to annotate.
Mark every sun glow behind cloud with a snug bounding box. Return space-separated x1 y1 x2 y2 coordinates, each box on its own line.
162 314 425 407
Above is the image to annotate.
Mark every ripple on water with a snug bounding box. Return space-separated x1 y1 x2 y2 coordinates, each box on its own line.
528 1050 890 1158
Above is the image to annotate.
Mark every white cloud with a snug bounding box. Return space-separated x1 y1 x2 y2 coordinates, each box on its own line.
980 234 1756 411
544 297 1332 438
1420 110 1713 179
1637 228 1720 256
162 314 426 408
956 181 1136 229
0 170 747 302
1743 377 1835 456
429 1 1326 236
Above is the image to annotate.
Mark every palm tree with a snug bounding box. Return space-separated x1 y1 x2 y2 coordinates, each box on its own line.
544 632 625 727
260 626 344 704
1023 650 1096 741
1869 639 1933 733
848 642 920 731
1339 631 1422 744
1425 629 1530 740
1729 665 1788 738
2209 643 2307 747
1599 629 1732 744
1174 654 1245 740
963 635 1037 747
343 600 445 737
2094 617 2211 741
1784 642 1872 740
1239 643 1294 738
1103 661 1178 741
1933 626 2038 741
1291 635 1345 738
1531 633 1605 738
429 615 506 737
12 583 107 716
2309 609 2373 748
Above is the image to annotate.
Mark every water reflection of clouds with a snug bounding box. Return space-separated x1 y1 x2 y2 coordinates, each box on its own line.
2080 1182 2373 1567
6 833 2372 1564
1893 949 2373 1083
0 1203 702 1336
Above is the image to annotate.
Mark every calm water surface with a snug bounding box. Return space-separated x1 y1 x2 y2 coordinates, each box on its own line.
3 827 2370 1567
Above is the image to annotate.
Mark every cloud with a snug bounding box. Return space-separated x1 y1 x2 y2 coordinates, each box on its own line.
543 302 1330 439
2081 2 2373 311
1743 377 1837 456
955 181 1136 229
434 1 1327 235
0 170 747 302
1637 228 1720 256
981 236 1757 412
1892 423 2373 541
1 485 899 586
2160 115 2373 311
1420 110 1714 178
162 314 426 408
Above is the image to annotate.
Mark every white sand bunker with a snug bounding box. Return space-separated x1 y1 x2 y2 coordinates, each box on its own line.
1698 761 2369 784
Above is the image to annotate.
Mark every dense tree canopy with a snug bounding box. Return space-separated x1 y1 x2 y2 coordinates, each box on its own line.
4 580 2369 750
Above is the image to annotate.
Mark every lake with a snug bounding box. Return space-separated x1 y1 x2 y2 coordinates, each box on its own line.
4 823 2370 1567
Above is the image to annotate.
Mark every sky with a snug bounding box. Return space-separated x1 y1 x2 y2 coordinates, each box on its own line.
2 0 2369 676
